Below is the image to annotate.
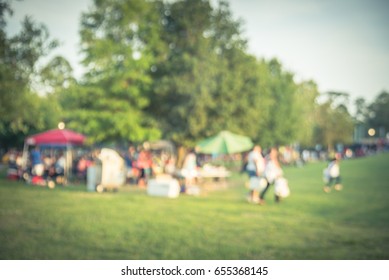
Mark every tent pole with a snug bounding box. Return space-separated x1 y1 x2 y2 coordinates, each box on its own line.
65 144 73 184
22 142 28 170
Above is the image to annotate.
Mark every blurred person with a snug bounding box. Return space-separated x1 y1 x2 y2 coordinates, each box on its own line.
323 153 342 193
164 154 176 175
31 147 44 177
42 153 55 179
125 146 137 184
54 152 66 184
2 150 10 165
302 149 310 164
181 149 198 189
76 155 92 182
259 147 284 204
15 152 23 170
6 150 19 180
246 145 266 203
136 147 152 187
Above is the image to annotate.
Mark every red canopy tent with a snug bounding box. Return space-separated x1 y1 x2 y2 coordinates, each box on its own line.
25 129 86 146
23 129 87 182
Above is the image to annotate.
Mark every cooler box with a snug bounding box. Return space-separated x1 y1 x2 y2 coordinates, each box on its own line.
147 178 180 198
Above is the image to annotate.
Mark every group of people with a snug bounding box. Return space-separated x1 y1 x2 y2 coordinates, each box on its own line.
3 149 24 180
4 147 69 186
3 142 343 197
245 145 343 205
245 145 287 205
123 145 176 188
33 148 67 183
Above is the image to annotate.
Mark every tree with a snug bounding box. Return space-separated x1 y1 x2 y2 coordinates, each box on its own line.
258 59 301 147
0 0 60 147
60 0 318 151
60 0 162 144
354 97 369 123
294 80 320 147
148 0 221 146
148 0 274 148
39 55 76 94
313 92 354 151
367 91 389 136
208 54 273 145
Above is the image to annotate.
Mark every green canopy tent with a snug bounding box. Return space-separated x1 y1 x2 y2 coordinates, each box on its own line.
196 130 254 154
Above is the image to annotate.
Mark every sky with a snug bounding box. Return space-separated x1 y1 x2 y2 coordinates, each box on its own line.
6 0 389 107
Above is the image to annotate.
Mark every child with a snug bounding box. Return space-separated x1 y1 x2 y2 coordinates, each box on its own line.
323 153 342 193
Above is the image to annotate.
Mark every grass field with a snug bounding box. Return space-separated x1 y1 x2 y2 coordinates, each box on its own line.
1 153 388 260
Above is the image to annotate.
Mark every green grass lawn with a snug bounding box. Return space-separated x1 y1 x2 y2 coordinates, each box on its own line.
1 153 388 260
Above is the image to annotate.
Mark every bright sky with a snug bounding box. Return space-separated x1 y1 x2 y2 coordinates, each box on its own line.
7 0 389 106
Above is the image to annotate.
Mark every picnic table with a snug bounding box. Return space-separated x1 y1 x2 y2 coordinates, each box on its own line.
197 164 230 180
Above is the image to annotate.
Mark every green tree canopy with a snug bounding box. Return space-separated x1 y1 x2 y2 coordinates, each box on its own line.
313 92 354 151
258 59 301 147
0 1 61 147
367 91 389 135
2 0 369 152
294 80 320 147
148 0 274 147
60 0 163 144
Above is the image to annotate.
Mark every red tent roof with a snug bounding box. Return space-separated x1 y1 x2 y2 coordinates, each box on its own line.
26 129 86 146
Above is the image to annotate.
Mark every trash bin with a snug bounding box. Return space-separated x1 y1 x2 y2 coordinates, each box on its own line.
86 165 101 192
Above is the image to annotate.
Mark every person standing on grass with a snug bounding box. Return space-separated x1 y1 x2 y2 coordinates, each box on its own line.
259 147 283 204
136 147 153 188
125 146 137 184
31 146 44 177
246 145 266 203
323 152 343 193
182 149 198 189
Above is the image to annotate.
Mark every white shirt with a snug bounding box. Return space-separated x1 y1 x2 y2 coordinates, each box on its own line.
265 160 283 183
246 150 265 174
